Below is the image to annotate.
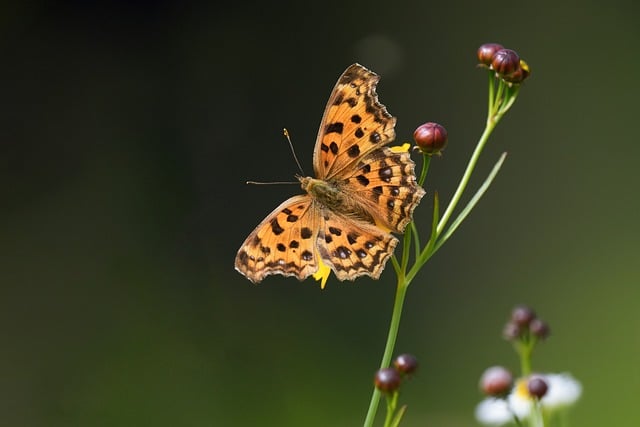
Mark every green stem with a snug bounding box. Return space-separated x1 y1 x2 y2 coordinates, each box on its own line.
363 280 409 427
435 119 496 238
383 393 399 427
518 339 534 376
418 154 431 187
487 70 495 116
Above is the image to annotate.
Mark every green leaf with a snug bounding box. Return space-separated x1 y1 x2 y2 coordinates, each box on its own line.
389 405 408 427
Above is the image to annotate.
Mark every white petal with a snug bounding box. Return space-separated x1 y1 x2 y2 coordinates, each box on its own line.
541 373 582 409
475 398 513 426
507 390 533 419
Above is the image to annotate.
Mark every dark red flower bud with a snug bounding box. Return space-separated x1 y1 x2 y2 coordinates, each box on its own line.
511 305 536 327
527 376 549 399
477 43 504 67
394 353 419 376
502 60 531 84
413 122 448 155
530 318 550 340
480 366 513 397
374 368 402 393
492 49 521 77
502 321 522 341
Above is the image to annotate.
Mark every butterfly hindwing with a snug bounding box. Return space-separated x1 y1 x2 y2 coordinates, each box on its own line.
342 147 426 233
235 196 321 283
316 210 398 280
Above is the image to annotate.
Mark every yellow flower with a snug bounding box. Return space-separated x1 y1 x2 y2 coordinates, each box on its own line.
313 256 331 289
389 143 410 153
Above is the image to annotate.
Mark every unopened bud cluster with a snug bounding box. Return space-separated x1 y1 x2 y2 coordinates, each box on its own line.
374 353 419 394
477 43 530 84
503 305 551 342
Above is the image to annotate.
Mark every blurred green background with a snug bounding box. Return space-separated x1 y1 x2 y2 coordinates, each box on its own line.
2 1 639 426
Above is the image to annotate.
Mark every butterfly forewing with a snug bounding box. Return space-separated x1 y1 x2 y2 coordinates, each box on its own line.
313 64 396 180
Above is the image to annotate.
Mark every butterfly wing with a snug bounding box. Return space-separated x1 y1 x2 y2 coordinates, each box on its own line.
312 63 396 180
341 147 426 233
316 209 398 280
235 195 321 283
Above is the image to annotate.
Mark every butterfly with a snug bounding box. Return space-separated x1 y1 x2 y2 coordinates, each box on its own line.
235 63 425 287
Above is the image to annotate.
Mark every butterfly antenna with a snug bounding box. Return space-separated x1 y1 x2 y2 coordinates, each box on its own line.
283 128 306 176
245 180 298 185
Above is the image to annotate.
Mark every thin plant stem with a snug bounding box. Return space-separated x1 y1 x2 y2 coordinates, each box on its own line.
364 279 409 427
383 393 399 427
418 154 431 187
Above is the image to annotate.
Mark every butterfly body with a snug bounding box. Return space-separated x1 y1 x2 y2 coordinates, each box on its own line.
299 176 373 224
235 64 425 286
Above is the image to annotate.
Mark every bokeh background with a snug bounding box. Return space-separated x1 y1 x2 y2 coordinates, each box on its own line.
2 1 639 426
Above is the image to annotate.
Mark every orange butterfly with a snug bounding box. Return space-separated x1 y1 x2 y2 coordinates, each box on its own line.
235 64 425 287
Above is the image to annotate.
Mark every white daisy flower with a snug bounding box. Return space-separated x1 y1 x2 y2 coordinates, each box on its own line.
475 373 582 425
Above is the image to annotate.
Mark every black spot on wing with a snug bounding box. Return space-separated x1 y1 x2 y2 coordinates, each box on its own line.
301 227 313 239
347 144 360 158
378 164 392 182
370 131 381 144
334 246 351 259
356 174 369 186
325 122 344 134
271 218 284 235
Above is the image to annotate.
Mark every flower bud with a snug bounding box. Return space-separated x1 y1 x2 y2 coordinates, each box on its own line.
511 305 536 327
480 366 513 397
530 318 550 340
491 49 520 77
394 353 419 376
502 60 531 84
527 376 549 399
477 43 504 67
502 321 522 341
374 368 402 393
413 122 448 155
